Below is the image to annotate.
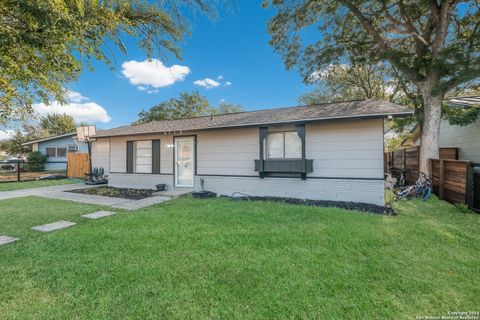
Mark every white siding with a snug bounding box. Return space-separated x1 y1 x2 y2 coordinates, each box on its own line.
102 118 385 205
91 138 110 174
197 128 258 176
439 119 480 162
108 134 175 173
194 119 384 178
306 119 384 178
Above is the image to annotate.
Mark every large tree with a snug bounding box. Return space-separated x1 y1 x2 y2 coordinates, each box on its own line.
0 123 46 157
298 62 404 105
0 0 215 123
40 114 76 136
136 91 244 123
266 0 480 174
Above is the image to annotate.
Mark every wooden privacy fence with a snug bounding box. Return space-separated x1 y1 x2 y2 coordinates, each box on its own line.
385 147 458 184
67 153 89 179
429 159 474 207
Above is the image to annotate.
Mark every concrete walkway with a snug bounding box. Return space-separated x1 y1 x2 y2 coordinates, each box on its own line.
0 183 177 210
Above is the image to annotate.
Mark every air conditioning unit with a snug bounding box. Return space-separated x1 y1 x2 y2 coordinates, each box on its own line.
67 144 78 151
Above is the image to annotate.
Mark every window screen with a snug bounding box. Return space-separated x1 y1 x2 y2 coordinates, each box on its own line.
133 140 152 173
46 147 56 157
56 148 67 157
266 131 302 159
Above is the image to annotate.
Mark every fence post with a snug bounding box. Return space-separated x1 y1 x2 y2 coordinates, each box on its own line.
466 161 474 208
439 160 445 200
17 163 21 182
403 148 407 171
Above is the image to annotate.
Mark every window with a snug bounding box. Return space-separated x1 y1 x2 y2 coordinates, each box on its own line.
46 147 56 157
133 140 152 173
266 131 302 159
56 148 67 157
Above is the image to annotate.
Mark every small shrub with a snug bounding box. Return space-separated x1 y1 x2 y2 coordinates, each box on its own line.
26 151 47 172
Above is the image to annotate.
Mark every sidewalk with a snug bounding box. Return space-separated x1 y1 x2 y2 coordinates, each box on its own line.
0 183 173 210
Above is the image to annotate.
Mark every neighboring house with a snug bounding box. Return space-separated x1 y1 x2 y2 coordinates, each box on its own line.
92 100 411 206
402 96 480 162
22 132 88 170
0 150 17 161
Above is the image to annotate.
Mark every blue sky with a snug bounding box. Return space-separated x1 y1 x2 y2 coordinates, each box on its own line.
62 1 312 129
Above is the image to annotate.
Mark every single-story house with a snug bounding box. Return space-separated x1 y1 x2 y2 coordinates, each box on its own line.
23 132 88 171
92 100 412 206
402 96 480 162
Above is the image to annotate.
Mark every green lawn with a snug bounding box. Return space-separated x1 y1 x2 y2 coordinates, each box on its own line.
0 196 478 319
0 179 77 192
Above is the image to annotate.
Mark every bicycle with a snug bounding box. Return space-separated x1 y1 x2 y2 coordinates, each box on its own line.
394 171 432 201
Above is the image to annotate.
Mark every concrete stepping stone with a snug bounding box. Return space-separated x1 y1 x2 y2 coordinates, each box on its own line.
0 236 19 246
31 221 76 232
81 211 116 219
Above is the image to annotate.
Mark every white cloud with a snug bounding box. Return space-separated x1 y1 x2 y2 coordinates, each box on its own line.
66 90 88 103
121 59 190 92
224 81 232 86
194 78 221 89
0 129 14 141
217 75 224 80
34 92 111 123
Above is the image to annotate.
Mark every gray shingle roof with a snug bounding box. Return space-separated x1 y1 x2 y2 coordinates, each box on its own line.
95 99 412 138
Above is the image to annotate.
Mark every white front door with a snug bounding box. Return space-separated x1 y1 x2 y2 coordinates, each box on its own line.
174 137 195 187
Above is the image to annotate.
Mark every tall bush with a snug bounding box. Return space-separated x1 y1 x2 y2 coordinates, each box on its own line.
26 151 47 172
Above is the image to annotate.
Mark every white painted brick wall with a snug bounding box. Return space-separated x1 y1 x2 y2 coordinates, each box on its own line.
108 173 385 206
109 173 174 190
194 176 385 206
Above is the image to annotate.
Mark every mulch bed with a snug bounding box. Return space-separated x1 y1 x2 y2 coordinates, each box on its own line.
68 187 153 200
192 191 394 215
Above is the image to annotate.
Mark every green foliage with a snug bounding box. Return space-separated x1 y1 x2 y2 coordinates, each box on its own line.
0 124 47 157
210 101 244 115
40 114 76 135
266 1 480 96
136 91 244 123
385 133 411 152
0 179 75 192
136 91 210 123
442 104 480 126
1 113 76 157
299 63 395 105
0 0 215 123
0 196 479 318
25 151 47 172
266 0 480 167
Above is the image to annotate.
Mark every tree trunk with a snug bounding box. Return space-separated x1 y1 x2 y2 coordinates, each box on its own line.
419 88 442 176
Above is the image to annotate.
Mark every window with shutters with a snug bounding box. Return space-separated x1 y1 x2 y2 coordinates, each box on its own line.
133 140 152 173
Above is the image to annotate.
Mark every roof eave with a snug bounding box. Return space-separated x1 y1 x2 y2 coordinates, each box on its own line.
94 111 413 139
21 132 76 146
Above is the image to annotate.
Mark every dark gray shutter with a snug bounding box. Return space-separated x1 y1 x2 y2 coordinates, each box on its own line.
126 141 134 173
152 140 160 174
